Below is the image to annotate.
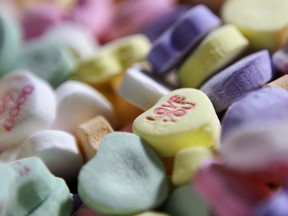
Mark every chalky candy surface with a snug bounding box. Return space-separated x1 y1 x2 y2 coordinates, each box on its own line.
147 4 221 75
133 88 220 157
0 163 16 216
172 147 213 186
162 184 210 216
104 34 151 69
255 191 288 216
76 115 114 161
265 74 288 90
51 80 116 133
78 132 168 215
117 67 170 111
221 121 288 170
7 157 57 216
0 71 56 151
178 24 249 88
221 0 288 50
21 3 64 40
14 38 76 88
28 178 73 216
17 130 84 180
221 87 288 141
200 50 273 112
0 12 21 74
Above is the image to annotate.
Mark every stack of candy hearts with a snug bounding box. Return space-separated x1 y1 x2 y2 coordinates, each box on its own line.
1 0 288 215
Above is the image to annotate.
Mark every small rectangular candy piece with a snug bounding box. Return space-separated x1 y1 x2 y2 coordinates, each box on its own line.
76 115 114 161
265 75 288 90
133 88 220 157
178 24 249 88
117 67 170 111
147 4 221 75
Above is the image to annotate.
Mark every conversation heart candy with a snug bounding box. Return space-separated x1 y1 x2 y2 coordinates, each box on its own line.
0 163 17 216
0 70 56 151
28 178 73 216
162 185 210 216
133 88 220 157
221 121 288 170
200 50 273 112
178 24 249 88
78 132 168 215
117 67 170 111
51 80 116 133
14 38 76 88
76 115 114 161
16 130 84 180
147 4 221 75
0 12 21 74
7 157 58 216
221 0 288 51
272 44 288 74
172 147 214 186
221 87 288 141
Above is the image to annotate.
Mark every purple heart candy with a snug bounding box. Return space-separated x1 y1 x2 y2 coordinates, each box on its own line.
147 4 221 75
200 50 273 113
221 87 288 141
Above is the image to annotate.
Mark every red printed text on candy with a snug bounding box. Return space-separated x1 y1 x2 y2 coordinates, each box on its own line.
146 95 196 122
0 85 34 131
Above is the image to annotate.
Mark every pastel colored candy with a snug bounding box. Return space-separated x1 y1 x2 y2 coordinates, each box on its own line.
70 51 122 85
14 38 76 87
76 115 114 161
117 67 170 110
140 6 191 42
162 185 210 216
103 0 176 42
193 161 256 216
78 132 168 215
147 5 221 75
178 24 249 88
0 146 21 163
21 3 64 40
221 87 288 141
28 178 73 216
265 75 288 90
133 88 220 157
43 22 99 60
51 80 116 133
272 44 288 74
255 191 288 216
16 130 84 180
0 163 17 216
172 147 214 186
221 121 288 170
0 12 21 74
7 157 58 216
200 50 273 112
73 205 102 216
67 0 113 39
0 71 56 151
221 0 288 51
104 34 151 69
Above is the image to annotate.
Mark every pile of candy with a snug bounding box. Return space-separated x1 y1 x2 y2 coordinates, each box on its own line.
1 0 288 215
